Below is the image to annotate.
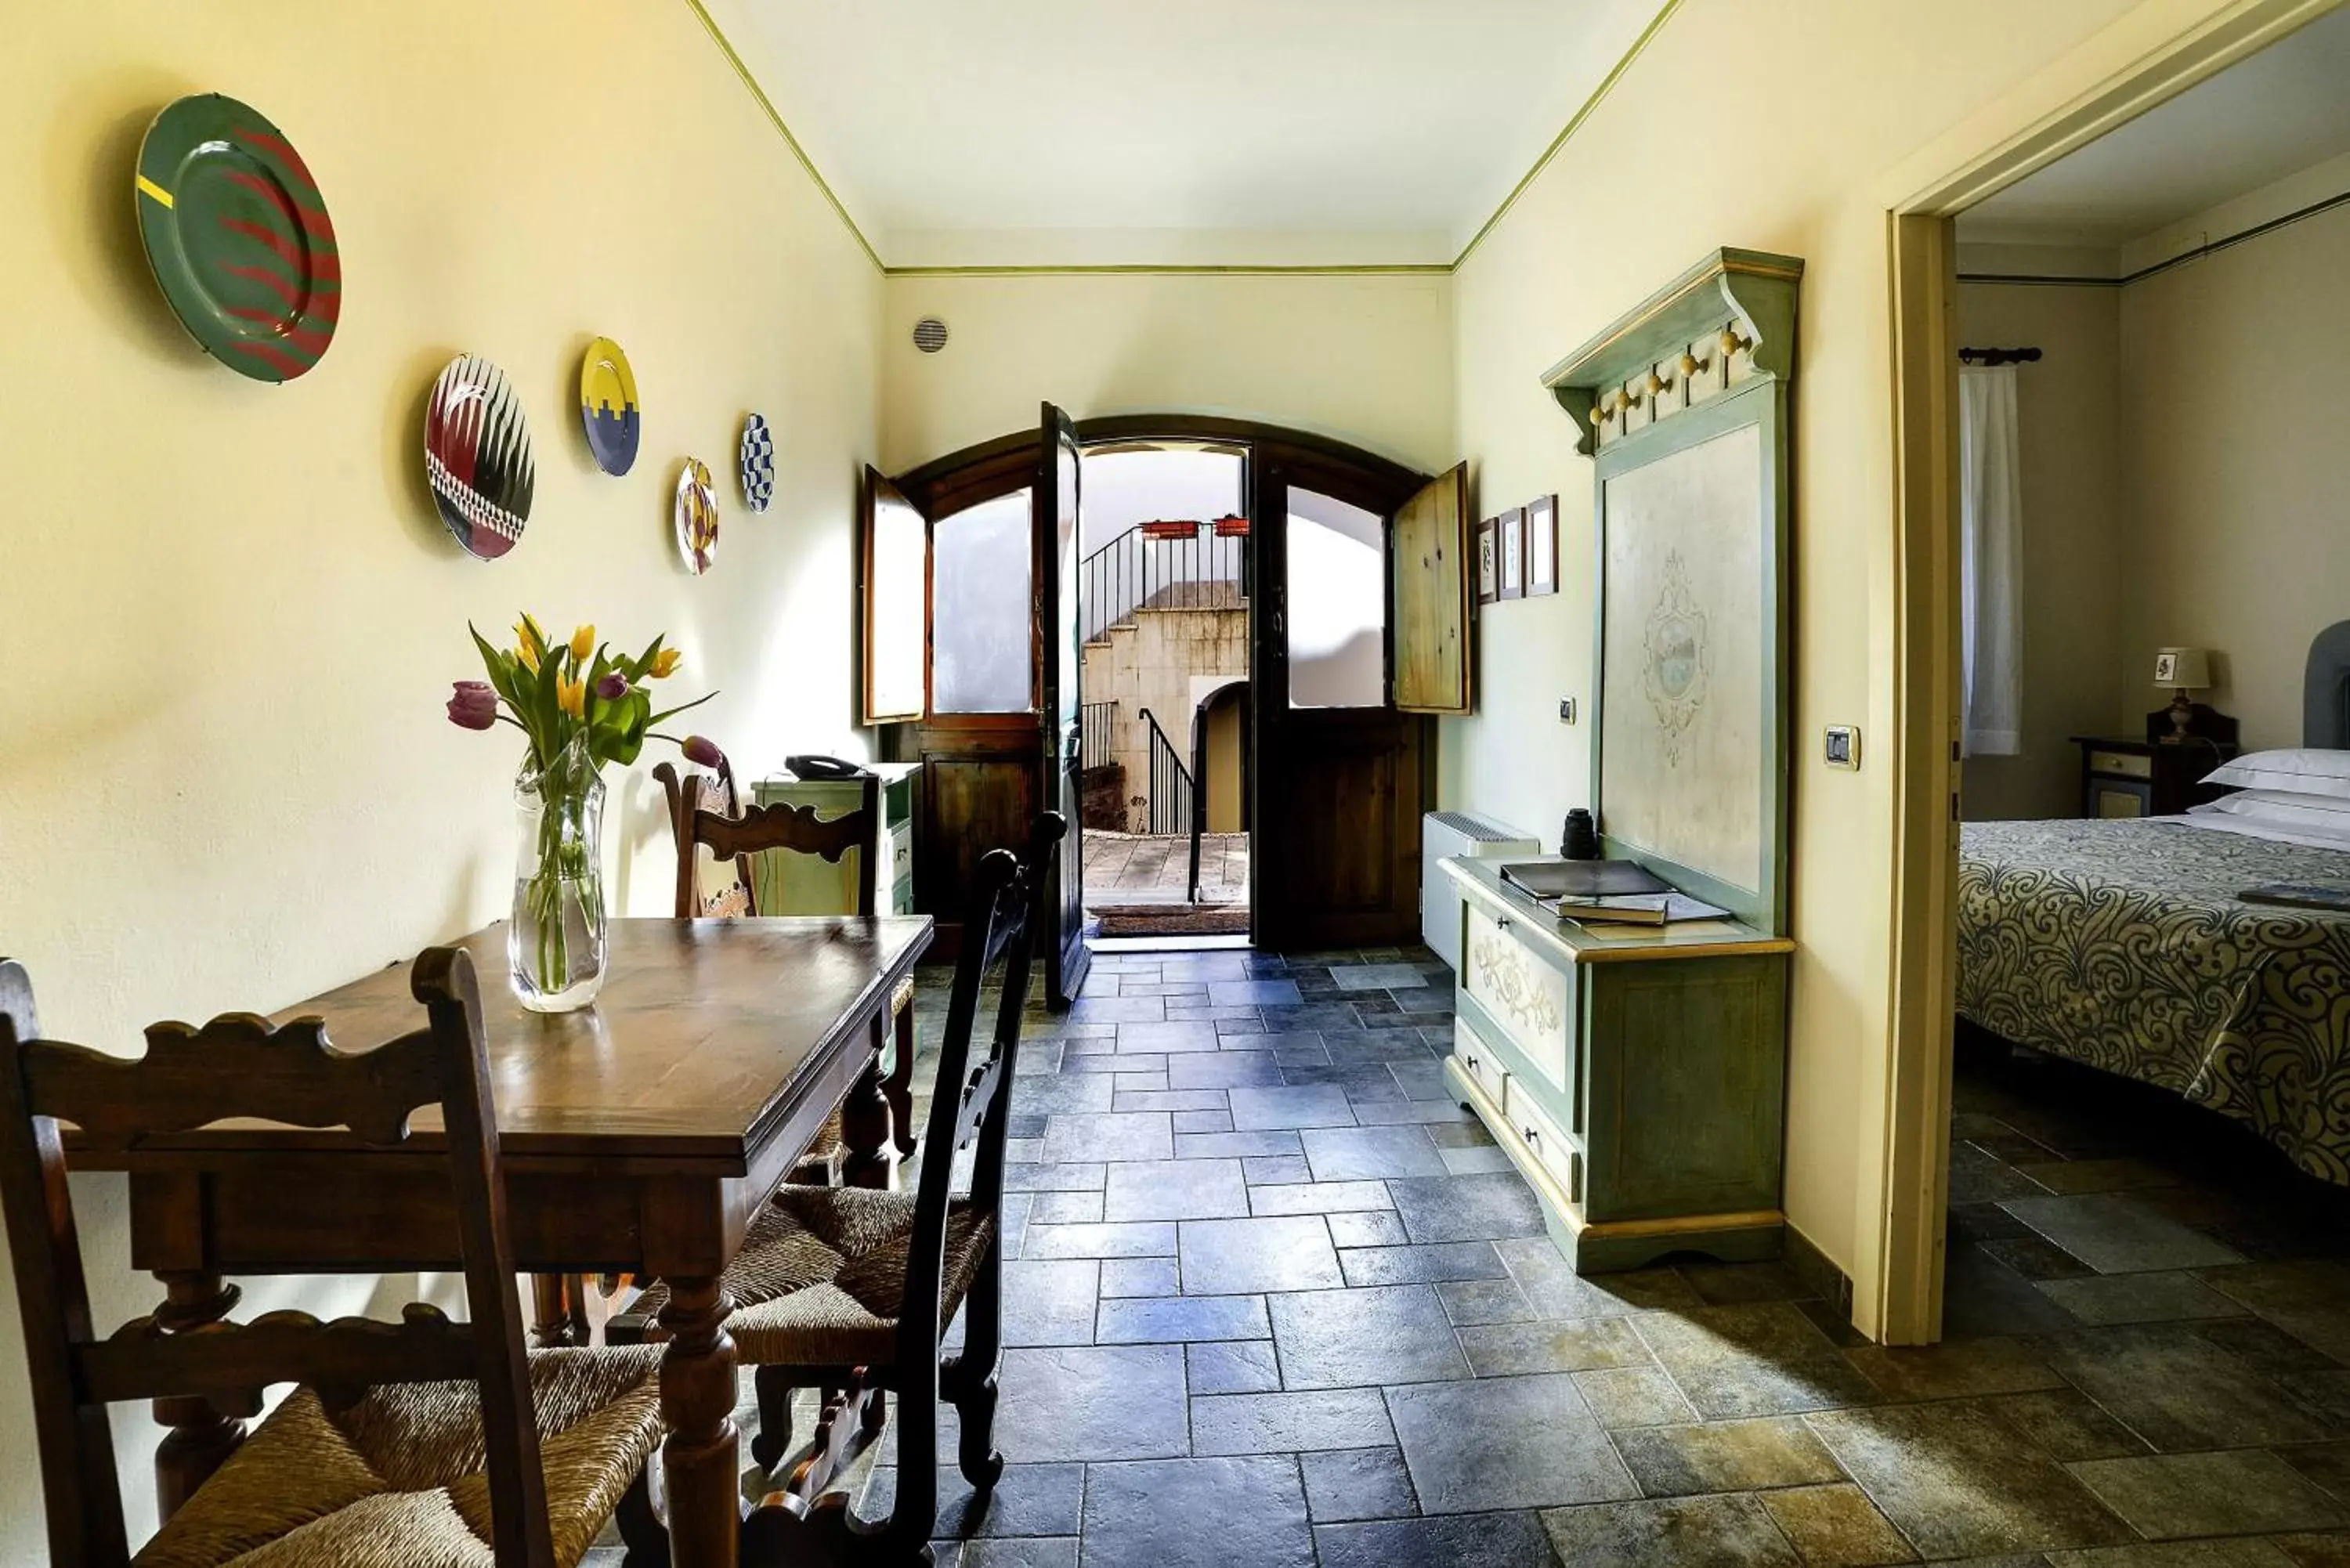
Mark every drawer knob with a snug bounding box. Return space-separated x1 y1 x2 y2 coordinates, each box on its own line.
1524 1125 1542 1147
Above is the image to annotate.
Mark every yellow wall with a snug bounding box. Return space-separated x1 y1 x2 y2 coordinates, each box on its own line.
2119 202 2350 746
1956 282 2127 822
0 2 882 1555
880 273 1455 474
1437 0 2175 1299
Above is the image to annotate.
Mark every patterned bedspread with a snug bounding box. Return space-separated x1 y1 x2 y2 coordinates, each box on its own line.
1958 818 2350 1184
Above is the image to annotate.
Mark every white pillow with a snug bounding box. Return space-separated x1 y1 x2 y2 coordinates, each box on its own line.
2203 749 2350 801
2195 788 2350 831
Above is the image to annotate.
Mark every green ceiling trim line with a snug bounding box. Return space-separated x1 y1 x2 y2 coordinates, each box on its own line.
683 0 885 273
880 262 1455 278
1452 0 1685 272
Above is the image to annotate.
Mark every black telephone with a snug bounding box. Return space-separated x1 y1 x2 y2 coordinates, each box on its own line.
786 753 868 781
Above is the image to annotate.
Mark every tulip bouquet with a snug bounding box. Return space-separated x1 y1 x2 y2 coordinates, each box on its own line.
450 614 720 1010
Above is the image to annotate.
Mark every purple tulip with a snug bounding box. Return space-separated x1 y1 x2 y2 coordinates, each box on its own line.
682 734 725 769
596 671 630 701
446 680 497 731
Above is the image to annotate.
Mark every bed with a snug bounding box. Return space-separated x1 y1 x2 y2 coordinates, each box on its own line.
1956 620 2350 1185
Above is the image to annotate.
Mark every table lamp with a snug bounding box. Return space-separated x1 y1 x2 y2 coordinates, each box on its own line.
2153 646 2211 742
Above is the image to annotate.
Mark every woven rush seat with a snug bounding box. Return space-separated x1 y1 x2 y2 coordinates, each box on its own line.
133 1344 665 1568
637 1185 993 1367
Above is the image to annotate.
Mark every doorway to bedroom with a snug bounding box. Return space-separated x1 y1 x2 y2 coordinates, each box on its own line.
1887 3 2350 1345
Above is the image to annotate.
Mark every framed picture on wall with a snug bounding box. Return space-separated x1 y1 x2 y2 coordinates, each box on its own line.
1499 506 1527 600
1477 516 1500 604
1526 494 1558 595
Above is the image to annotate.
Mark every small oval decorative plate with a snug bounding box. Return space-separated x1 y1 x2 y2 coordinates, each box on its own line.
579 337 640 476
739 412 775 512
675 458 719 574
136 93 341 382
425 355 534 560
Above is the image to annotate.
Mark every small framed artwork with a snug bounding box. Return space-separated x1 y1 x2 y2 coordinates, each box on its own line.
1526 494 1558 596
1498 506 1527 600
1477 516 1500 604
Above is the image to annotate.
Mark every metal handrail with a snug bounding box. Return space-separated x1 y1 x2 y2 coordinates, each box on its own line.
1136 706 1196 839
1079 522 1247 644
1079 699 1117 772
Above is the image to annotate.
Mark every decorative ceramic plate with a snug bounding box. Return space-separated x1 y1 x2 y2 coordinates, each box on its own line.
425 356 534 560
739 413 775 512
579 337 640 475
675 458 719 574
136 93 341 382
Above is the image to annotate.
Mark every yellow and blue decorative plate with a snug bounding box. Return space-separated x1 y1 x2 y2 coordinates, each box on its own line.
579 337 639 476
675 457 718 575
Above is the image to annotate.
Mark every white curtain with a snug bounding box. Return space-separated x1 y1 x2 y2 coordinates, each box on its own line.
1958 366 2023 757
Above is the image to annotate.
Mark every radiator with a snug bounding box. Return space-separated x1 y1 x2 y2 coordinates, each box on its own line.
1421 810 1542 970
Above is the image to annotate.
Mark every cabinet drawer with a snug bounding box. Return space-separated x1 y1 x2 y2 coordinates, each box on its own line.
1453 1021 1509 1107
1506 1079 1582 1205
2088 750 2153 779
887 823 913 892
1462 900 1572 1093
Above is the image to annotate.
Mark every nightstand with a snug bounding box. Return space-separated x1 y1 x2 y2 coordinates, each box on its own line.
2072 733 2235 818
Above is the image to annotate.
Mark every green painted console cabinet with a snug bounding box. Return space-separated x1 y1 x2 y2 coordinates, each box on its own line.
747 762 918 916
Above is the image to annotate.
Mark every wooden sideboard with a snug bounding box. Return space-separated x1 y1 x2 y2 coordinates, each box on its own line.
1443 855 1793 1273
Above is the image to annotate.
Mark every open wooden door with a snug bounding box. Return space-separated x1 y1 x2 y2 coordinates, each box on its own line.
1252 453 1436 949
1036 403 1091 1005
1393 464 1473 715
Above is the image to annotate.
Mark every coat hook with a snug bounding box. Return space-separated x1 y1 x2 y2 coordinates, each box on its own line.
1718 326 1752 358
1643 369 1667 396
1678 350 1701 378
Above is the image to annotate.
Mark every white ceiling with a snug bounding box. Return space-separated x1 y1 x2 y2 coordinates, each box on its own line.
1960 4 2350 248
718 0 1666 267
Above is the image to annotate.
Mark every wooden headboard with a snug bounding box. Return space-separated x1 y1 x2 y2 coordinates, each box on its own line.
2310 620 2350 749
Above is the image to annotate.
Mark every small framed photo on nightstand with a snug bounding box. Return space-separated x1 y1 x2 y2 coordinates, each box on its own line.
1499 506 1526 600
1477 516 1500 604
1526 494 1557 595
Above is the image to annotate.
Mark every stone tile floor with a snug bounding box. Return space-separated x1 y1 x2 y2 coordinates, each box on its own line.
595 949 2350 1567
1082 830 1249 906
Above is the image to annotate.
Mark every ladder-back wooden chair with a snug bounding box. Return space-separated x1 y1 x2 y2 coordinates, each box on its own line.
647 812 1064 1566
656 760 920 1173
0 948 667 1568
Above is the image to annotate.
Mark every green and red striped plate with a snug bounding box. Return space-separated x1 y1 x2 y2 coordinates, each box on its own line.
136 93 340 383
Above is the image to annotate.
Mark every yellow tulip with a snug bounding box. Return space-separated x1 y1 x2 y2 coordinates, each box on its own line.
557 673 586 719
569 624 595 664
514 613 544 649
515 640 540 674
648 647 683 679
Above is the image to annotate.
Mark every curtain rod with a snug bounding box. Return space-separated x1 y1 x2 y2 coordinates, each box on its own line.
1958 346 2041 366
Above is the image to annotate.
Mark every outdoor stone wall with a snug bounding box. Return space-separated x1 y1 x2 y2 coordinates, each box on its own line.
1081 604 1248 833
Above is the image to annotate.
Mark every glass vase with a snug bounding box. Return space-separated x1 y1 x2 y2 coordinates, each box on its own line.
508 735 609 1013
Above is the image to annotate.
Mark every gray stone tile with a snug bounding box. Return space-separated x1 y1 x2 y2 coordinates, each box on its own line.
995 1346 1190 1461
1333 963 1431 990
1249 1180 1394 1216
1302 1125 1451 1181
1242 1154 1315 1186
2037 1270 2252 1326
1230 1084 1358 1131
2044 1543 2305 1567
1328 1210 1412 1249
1209 979 1306 1007
1300 1446 1419 1523
1573 1365 1700 1429
1806 1400 2134 1558
1020 1221 1177 1260
1258 1003 1362 1031
2001 1194 2247 1274
1042 1111 1173 1164
2040 1324 2332 1451
1097 1293 1271 1344
1633 1302 1882 1418
2014 1158 2178 1195
1983 1389 2153 1462
1271 1283 1469 1389
1097 1256 1180 1299
2200 1261 2350 1364
1609 1416 1846 1497
1180 1215 1346 1295
1007 1162 1107 1194
1539 1494 1799 1567
1012 1071 1115 1118
1191 1388 1397 1454
2279 1440 2350 1504
1457 1317 1653 1377
1680 1260 1819 1306
1497 1238 1702 1318
1842 1336 2063 1400
1080 1456 1312 1568
1316 1511 1560 1568
2068 1451 2345 1539
1102 1158 1251 1222
1060 1052 1160 1074
1321 1028 1444 1064
857 1460 1084 1539
1166 1050 1283 1089
1170 1107 1233 1135
1188 1338 1282 1395
1068 995 1166 1024
1435 1277 1539 1326
1386 1374 1638 1512
1388 1173 1550 1243
1174 1129 1303 1159
1340 1242 1506 1288
1758 1483 1918 1566
1350 1099 1480 1125
1028 1190 1104 1224
1113 1088 1227 1113
1114 1020 1225 1054
1439 1145 1518 1175
1001 1259 1100 1348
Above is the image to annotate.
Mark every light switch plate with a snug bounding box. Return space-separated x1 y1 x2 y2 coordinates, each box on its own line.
1824 725 1860 770
1558 698 1577 724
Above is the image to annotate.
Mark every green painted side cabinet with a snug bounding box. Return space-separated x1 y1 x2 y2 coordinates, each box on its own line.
747 762 917 916
1442 856 1793 1274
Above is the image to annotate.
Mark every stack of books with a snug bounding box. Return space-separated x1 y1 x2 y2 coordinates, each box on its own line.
1499 860 1726 927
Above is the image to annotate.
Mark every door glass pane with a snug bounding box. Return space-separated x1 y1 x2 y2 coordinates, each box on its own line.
934 489 1033 713
1286 487 1385 709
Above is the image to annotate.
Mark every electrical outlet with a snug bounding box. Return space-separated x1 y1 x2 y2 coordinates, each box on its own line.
1558 698 1577 724
1824 726 1860 770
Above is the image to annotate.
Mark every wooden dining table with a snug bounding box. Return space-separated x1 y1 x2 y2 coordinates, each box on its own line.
72 912 934 1568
